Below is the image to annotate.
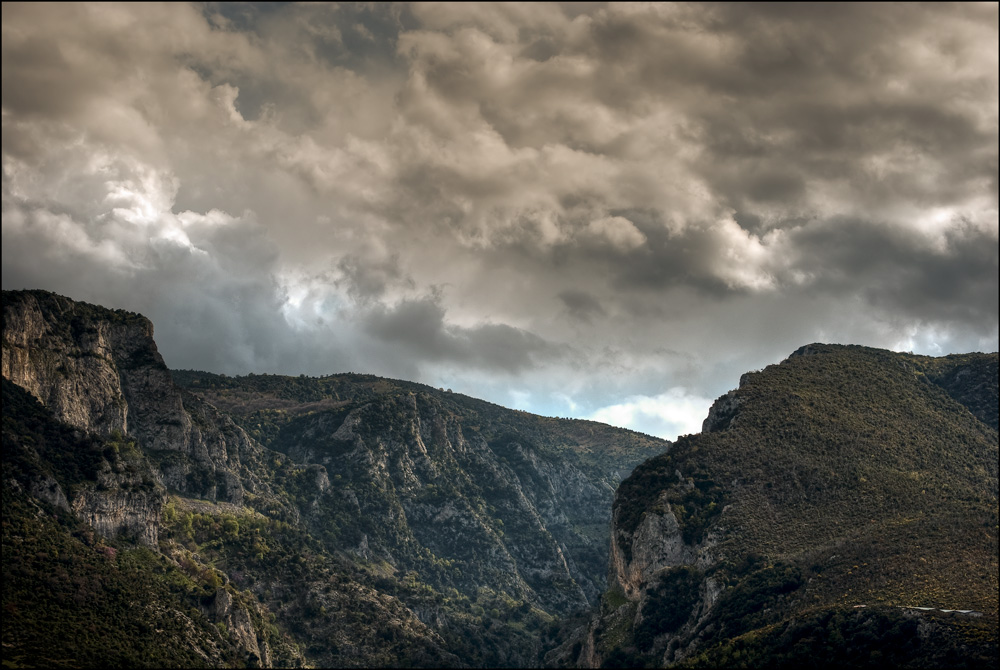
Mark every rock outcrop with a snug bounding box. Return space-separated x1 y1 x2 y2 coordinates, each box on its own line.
71 478 163 547
206 588 273 666
700 389 741 433
3 290 250 505
3 289 673 669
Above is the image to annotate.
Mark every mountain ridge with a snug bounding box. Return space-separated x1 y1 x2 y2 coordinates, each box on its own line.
2 288 667 667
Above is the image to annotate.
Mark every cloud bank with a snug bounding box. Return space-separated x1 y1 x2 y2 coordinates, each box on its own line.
3 2 997 438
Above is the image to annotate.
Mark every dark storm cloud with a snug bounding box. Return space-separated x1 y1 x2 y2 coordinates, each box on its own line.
787 217 1000 330
363 295 564 374
2 2 996 438
337 252 412 303
0 202 297 375
559 289 606 323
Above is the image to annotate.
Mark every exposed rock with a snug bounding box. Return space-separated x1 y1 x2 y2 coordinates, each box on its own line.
2 289 679 669
2 290 250 504
279 392 603 615
28 473 70 511
609 498 698 599
587 343 999 668
71 486 162 547
209 588 271 666
701 389 741 433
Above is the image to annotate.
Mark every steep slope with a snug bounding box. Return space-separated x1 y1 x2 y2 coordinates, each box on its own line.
578 344 998 668
172 369 666 612
2 378 302 667
2 289 667 668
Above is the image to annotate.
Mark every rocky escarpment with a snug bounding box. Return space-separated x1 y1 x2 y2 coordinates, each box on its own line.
70 474 164 548
2 376 166 546
558 455 726 667
700 390 740 433
3 290 250 506
202 581 273 665
607 495 708 600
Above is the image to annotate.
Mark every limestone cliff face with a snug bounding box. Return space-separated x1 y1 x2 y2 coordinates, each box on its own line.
2 290 248 505
608 497 698 599
608 389 741 600
69 457 164 547
205 588 273 666
588 494 721 666
2 294 134 436
3 289 682 668
571 383 755 668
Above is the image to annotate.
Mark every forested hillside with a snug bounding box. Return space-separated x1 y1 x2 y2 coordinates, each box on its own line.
574 344 998 668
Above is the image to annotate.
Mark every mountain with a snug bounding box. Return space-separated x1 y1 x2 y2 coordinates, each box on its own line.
4 290 997 668
1 289 666 668
566 343 998 668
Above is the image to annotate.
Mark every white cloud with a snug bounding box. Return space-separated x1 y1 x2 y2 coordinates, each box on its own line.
590 388 715 441
584 216 647 252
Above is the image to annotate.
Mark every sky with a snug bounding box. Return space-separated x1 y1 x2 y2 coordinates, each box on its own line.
3 2 998 440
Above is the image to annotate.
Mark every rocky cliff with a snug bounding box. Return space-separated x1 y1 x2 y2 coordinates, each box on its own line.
3 290 253 506
272 392 591 614
2 377 303 667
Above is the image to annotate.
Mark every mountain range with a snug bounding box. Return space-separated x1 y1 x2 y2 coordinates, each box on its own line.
2 289 997 668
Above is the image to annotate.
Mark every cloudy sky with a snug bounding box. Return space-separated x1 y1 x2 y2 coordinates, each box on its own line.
3 2 997 439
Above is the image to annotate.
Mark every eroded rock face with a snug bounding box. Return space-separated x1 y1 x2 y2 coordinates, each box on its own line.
609 498 698 599
27 473 71 512
570 438 733 667
2 296 132 437
2 290 247 505
71 487 163 547
3 289 678 668
208 588 272 666
702 389 741 433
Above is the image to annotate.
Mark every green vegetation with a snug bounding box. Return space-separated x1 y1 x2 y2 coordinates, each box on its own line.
2 494 226 668
595 344 998 667
697 560 805 646
3 379 160 498
171 368 667 617
635 566 704 650
4 310 667 668
171 367 667 473
1 381 300 668
902 350 999 430
682 606 998 669
615 452 726 561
